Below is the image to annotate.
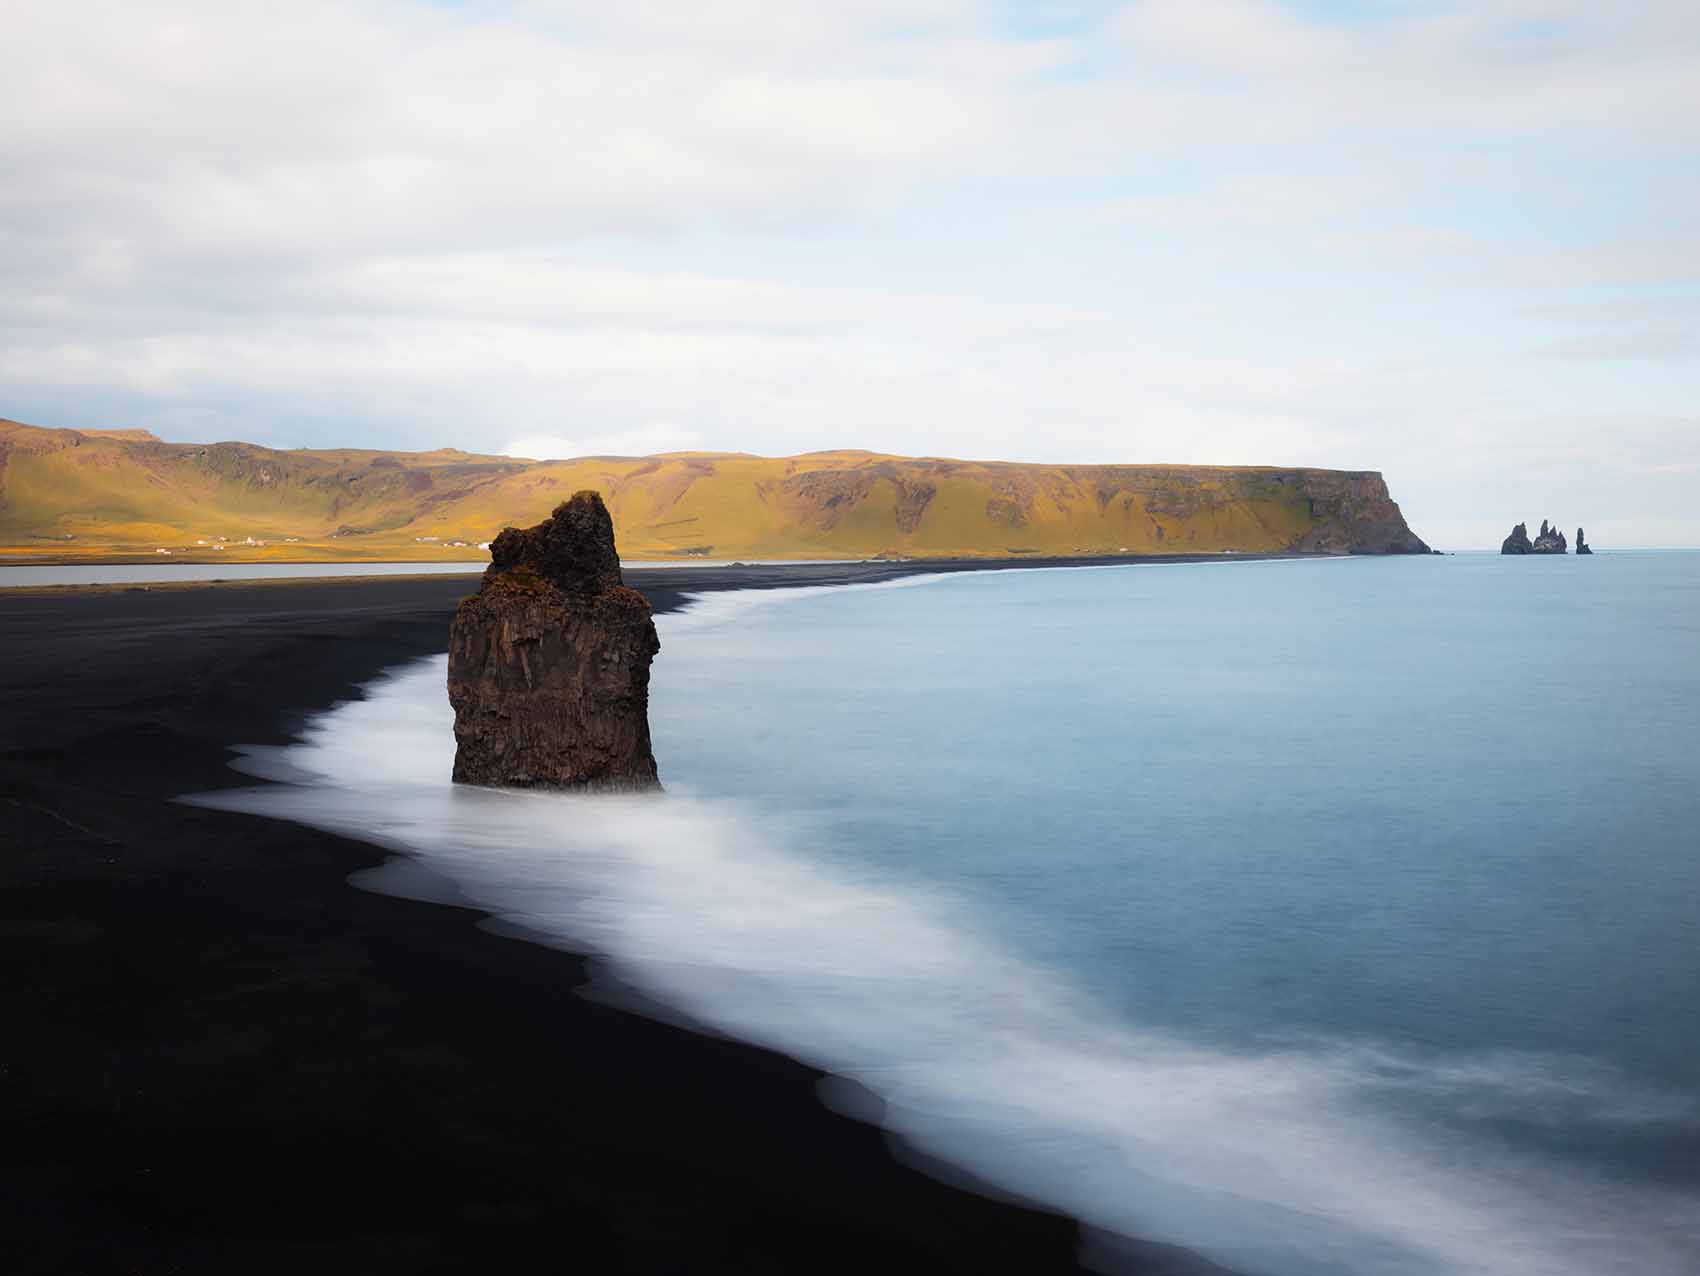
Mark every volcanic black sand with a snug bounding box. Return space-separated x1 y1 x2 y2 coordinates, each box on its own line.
1 559 1237 1275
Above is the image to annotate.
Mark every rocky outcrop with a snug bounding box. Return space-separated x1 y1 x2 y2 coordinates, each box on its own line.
447 492 660 791
1576 527 1592 555
1503 519 1575 554
1281 470 1431 554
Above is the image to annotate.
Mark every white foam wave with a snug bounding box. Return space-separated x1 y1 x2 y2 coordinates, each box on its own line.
196 639 1700 1276
658 573 954 633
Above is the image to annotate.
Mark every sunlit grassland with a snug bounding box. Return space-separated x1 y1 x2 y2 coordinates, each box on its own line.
0 419 1381 563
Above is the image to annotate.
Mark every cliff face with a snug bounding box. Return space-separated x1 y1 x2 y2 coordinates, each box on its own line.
0 416 1432 560
447 493 660 791
1284 470 1431 555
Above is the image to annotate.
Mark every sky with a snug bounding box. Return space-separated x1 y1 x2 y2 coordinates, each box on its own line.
3 1 1697 548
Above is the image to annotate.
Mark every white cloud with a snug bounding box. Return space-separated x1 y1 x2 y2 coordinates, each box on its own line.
503 425 705 459
1 0 1697 544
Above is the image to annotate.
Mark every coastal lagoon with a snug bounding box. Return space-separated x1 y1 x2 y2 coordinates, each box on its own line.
200 553 1700 1275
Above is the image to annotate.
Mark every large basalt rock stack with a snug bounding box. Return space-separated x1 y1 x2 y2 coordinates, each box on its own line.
1501 522 1533 554
448 492 661 791
1502 519 1581 555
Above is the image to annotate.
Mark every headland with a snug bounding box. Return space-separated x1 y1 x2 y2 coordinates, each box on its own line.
1 414 1429 563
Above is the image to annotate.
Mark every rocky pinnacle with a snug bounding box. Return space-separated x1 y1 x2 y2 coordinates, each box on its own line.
447 492 661 791
1502 519 1577 555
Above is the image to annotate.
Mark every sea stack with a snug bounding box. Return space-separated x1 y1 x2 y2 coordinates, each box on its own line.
1531 520 1568 554
1501 522 1533 554
448 492 661 791
1576 528 1593 555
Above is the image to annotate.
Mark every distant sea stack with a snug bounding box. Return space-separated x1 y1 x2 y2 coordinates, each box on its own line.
1501 520 1572 555
448 493 661 791
1576 528 1593 555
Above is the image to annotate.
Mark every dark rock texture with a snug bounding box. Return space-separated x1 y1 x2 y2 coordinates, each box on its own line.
1531 519 1568 554
1285 470 1432 554
1577 527 1593 555
448 492 661 790
1503 519 1578 554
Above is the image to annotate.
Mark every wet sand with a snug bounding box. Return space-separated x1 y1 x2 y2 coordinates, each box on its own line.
0 562 1232 1275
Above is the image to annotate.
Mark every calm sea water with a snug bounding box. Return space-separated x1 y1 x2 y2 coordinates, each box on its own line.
198 553 1700 1275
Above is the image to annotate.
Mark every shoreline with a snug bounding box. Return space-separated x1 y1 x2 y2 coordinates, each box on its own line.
0 549 1309 598
1 564 1228 1275
1 550 1294 566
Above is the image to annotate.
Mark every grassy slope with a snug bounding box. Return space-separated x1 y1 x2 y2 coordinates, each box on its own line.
0 418 1420 561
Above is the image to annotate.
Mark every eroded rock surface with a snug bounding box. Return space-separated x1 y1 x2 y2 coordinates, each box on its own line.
1285 470 1432 554
1503 519 1581 555
1502 522 1533 554
448 492 660 791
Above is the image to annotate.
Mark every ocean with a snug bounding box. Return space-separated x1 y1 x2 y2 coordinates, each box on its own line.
196 552 1700 1275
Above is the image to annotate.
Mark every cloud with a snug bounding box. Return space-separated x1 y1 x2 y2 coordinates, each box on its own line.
1 0 1698 544
1530 331 1699 363
503 425 705 460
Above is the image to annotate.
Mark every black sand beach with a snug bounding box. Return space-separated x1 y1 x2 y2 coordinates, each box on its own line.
1 561 1231 1275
